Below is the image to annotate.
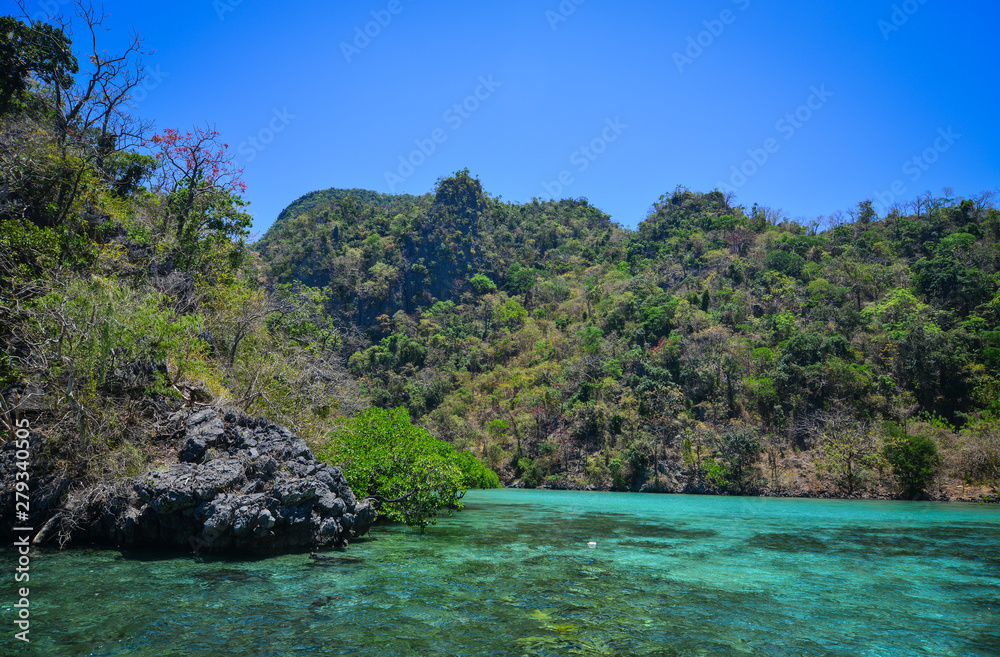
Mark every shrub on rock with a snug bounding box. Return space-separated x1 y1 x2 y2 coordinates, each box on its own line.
317 407 499 528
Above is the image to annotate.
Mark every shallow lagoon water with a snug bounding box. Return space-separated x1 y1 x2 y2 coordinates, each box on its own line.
4 489 999 656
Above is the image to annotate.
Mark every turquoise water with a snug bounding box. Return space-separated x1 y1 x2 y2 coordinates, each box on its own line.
4 490 999 656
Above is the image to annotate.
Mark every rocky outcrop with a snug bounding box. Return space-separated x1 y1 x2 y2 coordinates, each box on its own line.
19 408 376 554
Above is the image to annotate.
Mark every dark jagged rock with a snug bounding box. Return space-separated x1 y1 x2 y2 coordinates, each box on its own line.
178 408 226 462
13 408 375 554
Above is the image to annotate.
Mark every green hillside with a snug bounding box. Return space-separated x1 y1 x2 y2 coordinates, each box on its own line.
2 6 997 505
256 174 1000 496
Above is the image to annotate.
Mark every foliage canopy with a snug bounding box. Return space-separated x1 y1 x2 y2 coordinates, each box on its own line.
316 407 499 528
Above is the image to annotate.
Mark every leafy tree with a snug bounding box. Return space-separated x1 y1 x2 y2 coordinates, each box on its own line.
267 283 342 356
765 250 805 278
816 415 881 494
504 262 539 295
470 273 497 295
608 437 653 490
884 434 940 497
743 376 781 430
912 253 992 316
201 280 273 367
0 16 77 115
2 4 154 225
494 298 527 330
959 421 1000 488
517 457 543 487
317 407 498 528
761 431 791 490
578 326 604 354
148 126 250 269
706 427 761 494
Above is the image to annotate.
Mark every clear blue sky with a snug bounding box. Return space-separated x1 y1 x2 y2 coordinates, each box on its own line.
23 0 1000 234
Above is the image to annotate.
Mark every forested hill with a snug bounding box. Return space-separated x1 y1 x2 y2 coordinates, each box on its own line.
256 171 1000 496
272 188 418 234
255 170 626 324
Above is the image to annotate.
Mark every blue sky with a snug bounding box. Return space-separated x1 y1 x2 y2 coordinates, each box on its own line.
21 0 1000 234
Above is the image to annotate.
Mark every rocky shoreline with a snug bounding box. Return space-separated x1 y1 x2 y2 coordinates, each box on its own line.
1 408 376 554
508 460 999 504
3 407 995 558
516 480 998 503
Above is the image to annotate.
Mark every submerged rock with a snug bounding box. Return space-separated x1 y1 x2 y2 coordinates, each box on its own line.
23 408 376 554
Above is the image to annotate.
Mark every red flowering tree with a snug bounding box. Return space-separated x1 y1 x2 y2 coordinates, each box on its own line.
149 125 251 268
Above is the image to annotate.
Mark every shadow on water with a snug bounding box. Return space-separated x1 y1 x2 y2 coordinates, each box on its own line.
747 532 828 553
623 522 719 540
617 539 674 550
431 511 719 549
191 568 272 585
742 522 1000 568
830 524 1000 564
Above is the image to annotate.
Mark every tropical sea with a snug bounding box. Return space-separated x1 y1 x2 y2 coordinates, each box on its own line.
3 489 999 656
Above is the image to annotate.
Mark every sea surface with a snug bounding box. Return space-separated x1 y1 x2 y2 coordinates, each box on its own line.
3 489 999 656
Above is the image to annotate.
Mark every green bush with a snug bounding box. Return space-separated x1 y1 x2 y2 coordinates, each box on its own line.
884 434 940 497
29 277 208 395
0 219 60 279
681 437 696 467
470 273 497 295
702 457 731 488
607 440 652 490
765 250 805 277
317 407 499 528
517 457 543 488
708 428 761 494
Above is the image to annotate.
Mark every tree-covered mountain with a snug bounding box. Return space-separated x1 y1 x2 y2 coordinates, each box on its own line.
255 170 626 326
2 3 996 507
257 175 1000 498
